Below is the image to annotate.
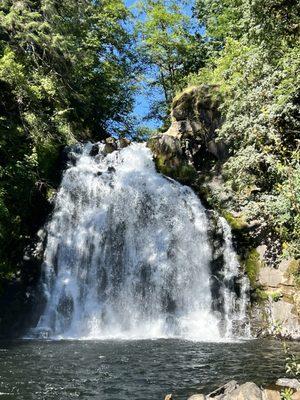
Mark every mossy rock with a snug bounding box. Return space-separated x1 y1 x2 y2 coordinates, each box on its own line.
244 249 261 288
254 288 283 303
222 211 247 231
155 155 197 184
286 259 300 287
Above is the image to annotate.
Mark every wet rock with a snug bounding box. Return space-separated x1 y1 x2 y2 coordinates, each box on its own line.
147 134 197 184
188 394 206 400
262 389 280 400
90 143 99 157
208 381 239 399
165 394 173 400
227 382 262 400
276 379 300 391
119 137 131 148
103 137 117 154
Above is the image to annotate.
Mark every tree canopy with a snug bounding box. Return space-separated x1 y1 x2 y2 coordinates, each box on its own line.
191 0 300 258
0 0 136 277
136 0 207 121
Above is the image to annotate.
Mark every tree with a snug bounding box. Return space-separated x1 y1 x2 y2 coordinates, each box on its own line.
191 0 300 258
136 0 207 120
0 0 136 276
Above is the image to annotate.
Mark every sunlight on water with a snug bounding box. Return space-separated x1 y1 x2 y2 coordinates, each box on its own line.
30 143 249 341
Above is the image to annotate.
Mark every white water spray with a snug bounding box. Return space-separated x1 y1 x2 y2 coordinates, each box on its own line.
33 143 249 340
220 217 250 338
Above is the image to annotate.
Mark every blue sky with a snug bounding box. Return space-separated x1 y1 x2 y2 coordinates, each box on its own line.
124 0 196 130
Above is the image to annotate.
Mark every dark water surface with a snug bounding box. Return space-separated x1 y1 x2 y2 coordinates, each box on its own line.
0 339 299 400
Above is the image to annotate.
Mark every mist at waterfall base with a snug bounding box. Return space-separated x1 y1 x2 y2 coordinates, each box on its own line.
32 142 249 341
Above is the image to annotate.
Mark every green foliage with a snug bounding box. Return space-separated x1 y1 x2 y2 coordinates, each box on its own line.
0 0 136 277
287 260 300 288
285 354 300 377
222 211 247 231
191 0 300 260
136 0 207 120
281 388 294 400
244 249 260 287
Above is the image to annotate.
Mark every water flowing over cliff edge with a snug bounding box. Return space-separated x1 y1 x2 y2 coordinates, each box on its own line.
31 142 249 341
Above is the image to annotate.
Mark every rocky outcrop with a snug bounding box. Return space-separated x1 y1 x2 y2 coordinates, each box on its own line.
148 85 225 184
148 84 300 339
167 379 300 400
252 249 300 339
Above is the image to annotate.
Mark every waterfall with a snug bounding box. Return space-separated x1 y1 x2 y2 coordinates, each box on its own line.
32 142 249 341
220 217 250 338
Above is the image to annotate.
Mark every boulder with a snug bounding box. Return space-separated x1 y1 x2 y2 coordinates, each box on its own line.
168 85 222 141
226 382 262 400
188 395 206 400
148 84 226 180
262 389 280 400
103 137 117 154
292 392 300 400
119 137 131 148
89 143 99 157
208 380 239 399
147 134 197 184
276 379 300 391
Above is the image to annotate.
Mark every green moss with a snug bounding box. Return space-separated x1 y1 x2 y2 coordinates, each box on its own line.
222 211 247 230
175 164 198 183
154 153 197 184
270 290 283 302
287 259 300 287
46 187 56 201
244 249 261 287
255 289 283 302
254 288 268 301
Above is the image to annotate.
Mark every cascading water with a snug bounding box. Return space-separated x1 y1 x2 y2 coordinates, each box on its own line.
219 218 250 338
33 142 249 340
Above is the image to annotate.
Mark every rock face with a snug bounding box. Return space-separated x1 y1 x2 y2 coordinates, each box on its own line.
149 84 300 340
253 248 300 339
0 228 47 338
148 85 225 184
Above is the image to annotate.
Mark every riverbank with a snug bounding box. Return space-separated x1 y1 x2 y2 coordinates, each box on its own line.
166 378 300 400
